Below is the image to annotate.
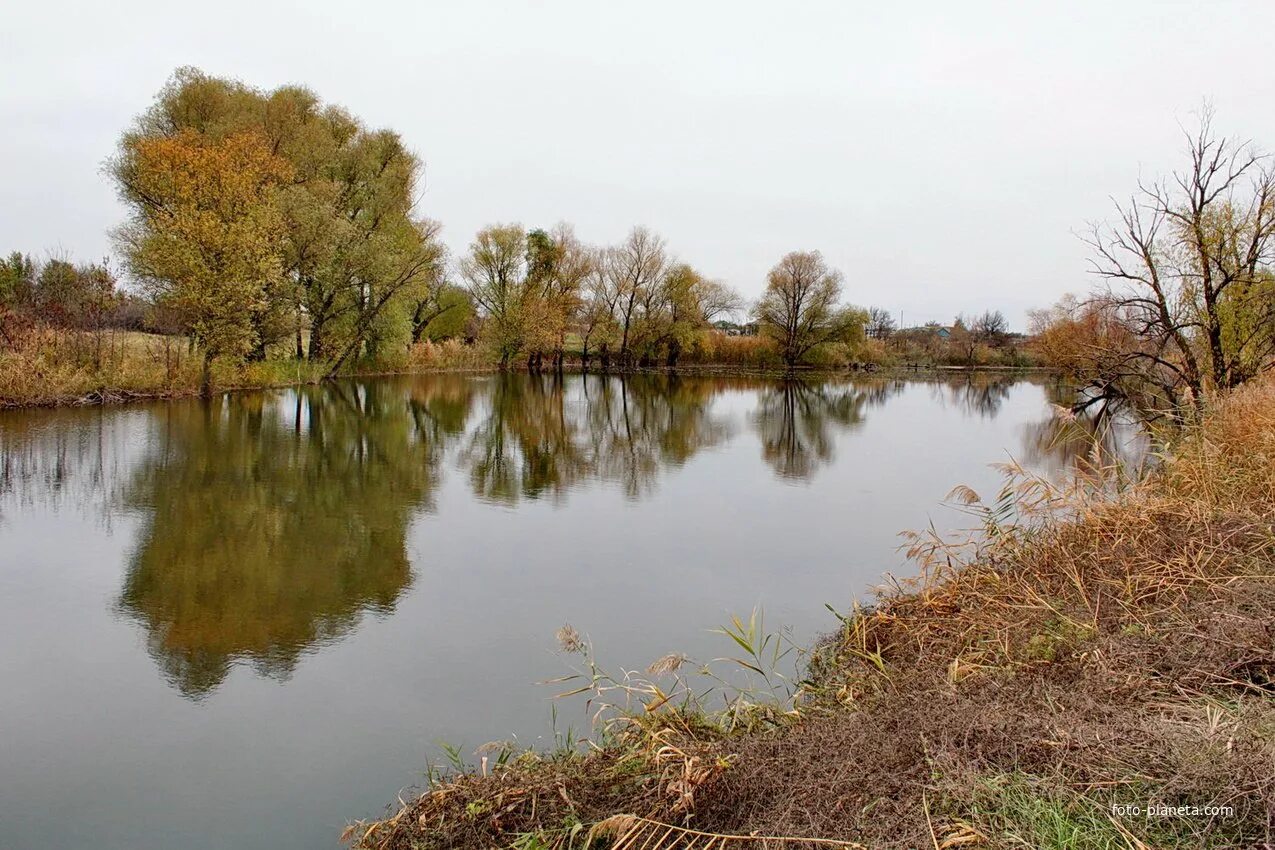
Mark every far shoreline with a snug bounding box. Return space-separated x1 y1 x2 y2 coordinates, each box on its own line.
1 362 1057 413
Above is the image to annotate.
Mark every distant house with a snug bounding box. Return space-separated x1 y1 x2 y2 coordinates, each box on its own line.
899 325 952 338
712 320 759 337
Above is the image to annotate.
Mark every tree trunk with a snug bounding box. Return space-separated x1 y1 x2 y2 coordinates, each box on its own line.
201 350 213 398
308 323 325 361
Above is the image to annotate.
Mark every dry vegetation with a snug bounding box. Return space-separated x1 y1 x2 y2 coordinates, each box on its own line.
406 339 496 372
350 377 1275 850
0 329 505 408
0 325 1015 410
679 334 783 368
0 328 204 407
0 328 330 407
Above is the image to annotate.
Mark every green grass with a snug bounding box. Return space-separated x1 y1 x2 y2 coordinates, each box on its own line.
957 772 1254 850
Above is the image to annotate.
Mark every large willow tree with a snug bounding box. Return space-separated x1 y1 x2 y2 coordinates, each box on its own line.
110 67 443 377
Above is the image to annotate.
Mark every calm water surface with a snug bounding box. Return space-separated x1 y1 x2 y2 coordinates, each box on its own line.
0 373 1139 850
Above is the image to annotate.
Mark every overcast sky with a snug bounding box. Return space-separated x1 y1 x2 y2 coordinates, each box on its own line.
4 1 1274 329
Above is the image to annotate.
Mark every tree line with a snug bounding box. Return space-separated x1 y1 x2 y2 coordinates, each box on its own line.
40 66 1271 411
0 254 133 341
1 67 1047 399
76 67 872 388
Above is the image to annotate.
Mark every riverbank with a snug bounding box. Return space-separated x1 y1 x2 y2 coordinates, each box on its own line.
0 334 492 409
349 376 1275 849
0 330 1051 410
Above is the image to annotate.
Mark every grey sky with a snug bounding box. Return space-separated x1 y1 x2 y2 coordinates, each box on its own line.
4 1 1274 329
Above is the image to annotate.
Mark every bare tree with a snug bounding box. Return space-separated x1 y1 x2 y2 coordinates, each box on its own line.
696 278 744 325
605 227 667 367
577 248 618 370
866 306 896 340
971 309 1008 345
1084 107 1275 410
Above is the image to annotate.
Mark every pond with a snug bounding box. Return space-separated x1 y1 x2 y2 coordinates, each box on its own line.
0 372 1144 850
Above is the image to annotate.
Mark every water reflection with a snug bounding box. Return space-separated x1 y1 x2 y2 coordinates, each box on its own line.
584 374 734 498
936 373 1014 418
462 374 592 504
1019 380 1153 477
462 374 734 503
0 373 1144 702
116 379 467 698
0 407 135 521
0 373 1168 850
753 380 897 479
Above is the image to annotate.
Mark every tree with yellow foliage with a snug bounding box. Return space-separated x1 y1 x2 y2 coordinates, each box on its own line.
113 129 290 392
111 68 443 377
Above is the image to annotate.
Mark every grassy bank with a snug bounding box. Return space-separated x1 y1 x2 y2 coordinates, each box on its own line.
0 331 491 408
349 377 1275 849
0 328 1044 410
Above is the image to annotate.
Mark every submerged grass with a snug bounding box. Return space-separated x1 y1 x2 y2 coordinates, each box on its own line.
350 377 1275 849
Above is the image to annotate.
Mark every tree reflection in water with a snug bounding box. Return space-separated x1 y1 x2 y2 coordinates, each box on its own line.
934 373 1014 418
752 379 899 480
1019 380 1153 479
117 378 472 698
462 373 734 503
586 374 734 499
462 373 592 504
0 372 1149 700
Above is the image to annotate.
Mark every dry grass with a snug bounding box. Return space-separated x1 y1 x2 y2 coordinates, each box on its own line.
683 334 783 368
350 377 1275 850
0 326 496 408
4 327 1019 409
407 339 493 371
0 327 206 406
0 326 339 406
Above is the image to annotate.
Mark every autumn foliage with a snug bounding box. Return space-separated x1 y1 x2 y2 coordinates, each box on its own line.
120 129 290 377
